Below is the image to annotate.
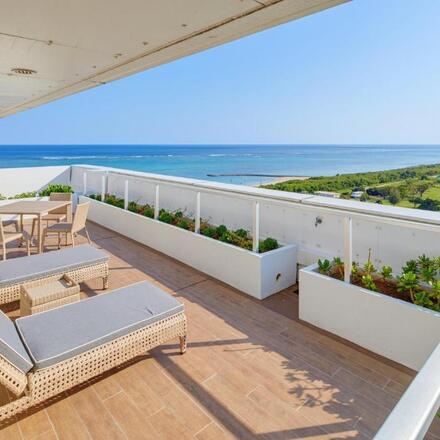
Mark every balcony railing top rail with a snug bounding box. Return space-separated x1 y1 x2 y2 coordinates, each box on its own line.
76 164 440 231
374 342 440 440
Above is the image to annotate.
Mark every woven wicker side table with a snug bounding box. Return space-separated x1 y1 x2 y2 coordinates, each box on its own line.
20 275 80 316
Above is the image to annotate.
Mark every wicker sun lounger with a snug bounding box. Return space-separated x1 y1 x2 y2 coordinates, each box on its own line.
0 281 187 421
0 244 109 305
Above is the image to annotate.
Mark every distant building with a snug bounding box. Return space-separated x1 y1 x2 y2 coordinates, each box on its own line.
351 191 364 199
315 191 340 199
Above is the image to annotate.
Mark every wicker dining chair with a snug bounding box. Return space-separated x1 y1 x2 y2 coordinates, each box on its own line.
0 218 30 260
42 202 91 249
30 192 73 240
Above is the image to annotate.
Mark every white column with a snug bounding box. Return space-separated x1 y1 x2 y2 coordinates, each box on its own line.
195 192 201 233
252 201 260 253
83 172 87 194
344 217 353 283
154 184 160 219
124 180 129 210
101 174 106 202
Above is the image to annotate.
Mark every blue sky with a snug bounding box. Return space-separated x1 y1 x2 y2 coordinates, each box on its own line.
1 0 439 145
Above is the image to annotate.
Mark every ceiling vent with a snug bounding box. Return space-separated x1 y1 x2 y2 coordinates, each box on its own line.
11 68 37 75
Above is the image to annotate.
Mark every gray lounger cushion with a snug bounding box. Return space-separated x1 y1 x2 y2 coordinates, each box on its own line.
0 311 33 373
16 281 184 370
0 245 108 287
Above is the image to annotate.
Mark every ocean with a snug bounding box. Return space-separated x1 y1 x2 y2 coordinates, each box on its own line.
1 144 439 186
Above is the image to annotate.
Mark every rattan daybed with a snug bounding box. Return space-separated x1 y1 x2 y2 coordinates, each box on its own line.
0 281 187 421
0 244 109 305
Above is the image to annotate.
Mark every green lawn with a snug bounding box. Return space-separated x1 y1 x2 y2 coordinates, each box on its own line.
380 184 440 208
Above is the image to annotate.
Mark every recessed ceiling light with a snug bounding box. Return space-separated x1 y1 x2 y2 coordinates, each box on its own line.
11 68 37 75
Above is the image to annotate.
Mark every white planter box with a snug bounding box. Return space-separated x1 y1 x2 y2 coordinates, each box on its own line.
299 264 440 370
81 196 297 300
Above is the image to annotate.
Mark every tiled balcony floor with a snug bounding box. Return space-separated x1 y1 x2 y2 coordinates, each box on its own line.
0 221 438 439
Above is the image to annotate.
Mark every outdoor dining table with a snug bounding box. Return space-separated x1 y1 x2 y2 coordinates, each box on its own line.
0 200 71 254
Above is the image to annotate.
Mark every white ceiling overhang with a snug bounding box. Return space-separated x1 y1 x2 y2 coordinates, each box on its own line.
0 0 348 118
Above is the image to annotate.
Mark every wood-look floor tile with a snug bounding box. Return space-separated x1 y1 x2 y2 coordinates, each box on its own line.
103 391 159 440
93 375 122 402
46 398 90 440
0 423 22 440
18 410 52 440
68 387 125 440
149 407 193 440
195 422 236 440
112 365 164 416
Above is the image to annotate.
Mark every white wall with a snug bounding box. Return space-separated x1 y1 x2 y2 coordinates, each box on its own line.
71 164 440 273
0 166 70 197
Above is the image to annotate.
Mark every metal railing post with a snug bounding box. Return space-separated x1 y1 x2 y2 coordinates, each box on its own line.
344 217 353 283
252 201 260 253
101 174 106 202
195 192 201 233
124 180 129 210
83 172 87 195
154 184 160 219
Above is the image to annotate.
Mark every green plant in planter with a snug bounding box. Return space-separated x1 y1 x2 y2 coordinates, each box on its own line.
141 206 154 218
259 237 278 253
421 266 437 284
402 259 418 274
417 254 433 271
200 225 216 238
363 260 376 275
11 191 37 199
380 265 393 280
158 210 173 224
363 249 376 274
127 201 138 213
332 257 344 279
216 225 228 236
105 195 124 208
413 291 435 309
351 262 360 282
361 274 377 291
177 219 190 230
434 257 440 271
317 259 331 275
397 271 420 303
219 230 234 244
174 210 183 219
39 184 73 196
429 280 440 312
234 228 249 239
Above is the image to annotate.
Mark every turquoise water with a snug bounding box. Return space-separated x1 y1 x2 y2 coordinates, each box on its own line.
0 145 439 186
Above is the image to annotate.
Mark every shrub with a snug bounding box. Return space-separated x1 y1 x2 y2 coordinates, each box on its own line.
234 228 249 238
200 225 216 238
86 193 279 253
219 230 234 244
141 206 154 218
158 210 173 224
127 201 138 212
39 184 73 196
105 195 124 208
259 237 278 253
216 225 228 236
10 191 37 199
177 219 190 230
